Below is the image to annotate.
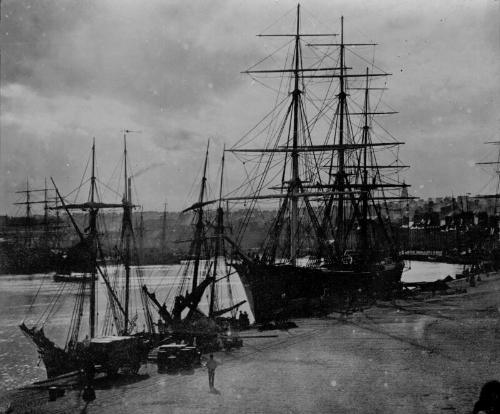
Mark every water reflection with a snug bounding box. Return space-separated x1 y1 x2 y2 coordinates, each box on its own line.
0 261 463 391
0 265 251 391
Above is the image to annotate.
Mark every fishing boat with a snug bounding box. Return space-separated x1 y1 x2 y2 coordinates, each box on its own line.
20 135 156 378
185 6 411 323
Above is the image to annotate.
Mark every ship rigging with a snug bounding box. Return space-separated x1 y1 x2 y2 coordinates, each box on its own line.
20 134 155 378
184 5 413 322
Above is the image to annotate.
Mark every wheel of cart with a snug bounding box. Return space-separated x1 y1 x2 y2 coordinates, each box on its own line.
122 347 142 374
178 348 196 374
157 348 168 373
123 355 142 375
130 359 141 374
166 355 179 374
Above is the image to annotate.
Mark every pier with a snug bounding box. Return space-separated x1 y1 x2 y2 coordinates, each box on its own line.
2 271 499 413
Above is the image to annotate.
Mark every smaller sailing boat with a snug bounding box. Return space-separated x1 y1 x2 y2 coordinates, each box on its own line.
143 142 246 351
20 136 156 378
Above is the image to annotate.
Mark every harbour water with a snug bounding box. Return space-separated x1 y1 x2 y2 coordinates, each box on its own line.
0 264 250 391
0 261 463 391
402 260 464 283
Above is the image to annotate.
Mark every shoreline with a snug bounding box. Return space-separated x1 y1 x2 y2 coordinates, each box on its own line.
1 271 499 413
401 254 475 265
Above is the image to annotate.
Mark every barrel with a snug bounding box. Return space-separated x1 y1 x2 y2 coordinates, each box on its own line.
178 348 195 368
157 349 169 373
166 355 179 374
82 385 96 403
48 387 58 401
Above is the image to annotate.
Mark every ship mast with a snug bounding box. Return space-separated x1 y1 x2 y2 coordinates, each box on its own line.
191 8 411 265
361 67 370 260
191 140 210 292
209 147 225 317
138 207 144 261
290 4 301 265
307 18 405 259
13 180 58 248
43 178 49 240
25 179 31 242
122 130 132 334
54 194 61 249
476 140 500 238
89 139 98 338
161 202 167 256
119 129 143 334
14 179 33 246
51 140 128 338
335 16 346 257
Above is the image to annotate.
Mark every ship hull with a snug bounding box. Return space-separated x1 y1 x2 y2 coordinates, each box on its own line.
19 323 80 378
20 323 158 379
233 260 403 323
0 244 62 275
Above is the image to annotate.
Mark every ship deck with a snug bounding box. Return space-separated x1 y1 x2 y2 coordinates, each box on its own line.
1 271 500 413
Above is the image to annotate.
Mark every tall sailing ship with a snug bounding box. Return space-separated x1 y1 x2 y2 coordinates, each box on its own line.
144 142 246 348
0 180 64 274
20 136 155 378
190 6 411 323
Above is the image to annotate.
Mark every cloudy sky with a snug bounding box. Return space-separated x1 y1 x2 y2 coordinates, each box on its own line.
1 0 499 214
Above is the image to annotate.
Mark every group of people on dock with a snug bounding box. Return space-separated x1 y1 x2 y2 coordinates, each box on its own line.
238 311 250 329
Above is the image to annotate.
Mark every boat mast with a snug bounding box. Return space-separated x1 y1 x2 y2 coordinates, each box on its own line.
495 144 500 218
192 140 210 293
43 178 49 240
89 138 98 338
51 140 130 338
209 147 225 317
476 140 500 237
361 67 370 260
138 206 144 260
307 18 402 257
289 4 301 266
161 202 167 256
122 130 132 334
21 179 32 246
336 16 346 256
54 195 61 249
26 179 31 242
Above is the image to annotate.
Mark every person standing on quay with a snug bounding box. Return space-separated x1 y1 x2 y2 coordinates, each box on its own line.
206 354 218 390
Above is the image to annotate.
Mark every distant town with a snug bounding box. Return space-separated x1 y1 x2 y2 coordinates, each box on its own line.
1 195 498 273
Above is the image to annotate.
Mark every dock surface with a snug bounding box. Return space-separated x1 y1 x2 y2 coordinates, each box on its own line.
1 272 499 413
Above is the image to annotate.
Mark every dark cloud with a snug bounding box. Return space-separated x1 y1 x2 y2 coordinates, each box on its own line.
1 0 499 212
